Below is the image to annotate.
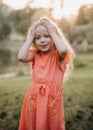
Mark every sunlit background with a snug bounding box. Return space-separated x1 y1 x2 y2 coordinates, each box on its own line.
3 0 93 19
0 0 93 130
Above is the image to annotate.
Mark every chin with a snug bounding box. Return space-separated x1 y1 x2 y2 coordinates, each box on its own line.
41 49 49 52
39 47 50 52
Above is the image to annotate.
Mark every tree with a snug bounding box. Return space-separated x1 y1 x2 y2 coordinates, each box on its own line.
0 1 11 39
9 10 30 35
87 5 93 23
75 5 89 25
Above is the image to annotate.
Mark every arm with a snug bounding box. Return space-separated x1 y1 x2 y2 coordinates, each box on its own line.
49 31 68 58
18 37 34 62
18 20 40 62
40 18 68 58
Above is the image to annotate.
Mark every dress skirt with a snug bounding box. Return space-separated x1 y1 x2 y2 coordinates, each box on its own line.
19 81 65 130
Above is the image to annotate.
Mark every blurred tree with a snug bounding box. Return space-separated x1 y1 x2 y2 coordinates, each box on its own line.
58 18 71 33
76 5 93 25
0 21 11 39
68 4 93 45
0 47 11 66
87 5 93 23
75 5 89 25
30 8 52 25
57 17 72 41
0 1 11 40
9 8 33 35
69 22 93 45
86 30 93 44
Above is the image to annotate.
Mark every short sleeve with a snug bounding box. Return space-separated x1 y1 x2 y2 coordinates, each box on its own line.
64 51 70 65
63 51 71 70
55 50 70 65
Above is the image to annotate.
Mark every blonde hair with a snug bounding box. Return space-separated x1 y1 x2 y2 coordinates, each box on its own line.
28 17 75 81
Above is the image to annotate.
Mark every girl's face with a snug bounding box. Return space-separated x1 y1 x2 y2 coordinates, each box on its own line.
34 25 54 52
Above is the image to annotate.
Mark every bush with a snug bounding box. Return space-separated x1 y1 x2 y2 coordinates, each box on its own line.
0 21 11 39
74 57 87 68
16 69 25 76
0 47 11 66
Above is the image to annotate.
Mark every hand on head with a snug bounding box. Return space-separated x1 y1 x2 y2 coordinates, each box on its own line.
39 17 57 34
27 20 41 38
28 17 57 39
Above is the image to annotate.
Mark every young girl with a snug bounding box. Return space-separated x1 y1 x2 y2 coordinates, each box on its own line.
18 17 74 130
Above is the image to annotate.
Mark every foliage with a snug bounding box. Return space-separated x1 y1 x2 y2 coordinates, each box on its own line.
76 5 93 25
0 47 11 66
86 30 93 44
69 22 93 44
0 21 11 39
9 8 32 35
64 5 93 45
0 3 11 39
58 18 71 33
30 8 53 25
8 7 51 35
16 69 25 76
75 5 89 25
1 2 93 46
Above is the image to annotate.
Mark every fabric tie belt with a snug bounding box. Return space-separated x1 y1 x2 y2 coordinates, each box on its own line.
38 84 46 96
35 83 49 130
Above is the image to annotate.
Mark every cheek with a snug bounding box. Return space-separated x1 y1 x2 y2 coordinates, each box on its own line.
34 40 40 46
33 40 38 48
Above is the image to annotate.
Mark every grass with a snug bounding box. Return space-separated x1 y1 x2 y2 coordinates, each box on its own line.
0 76 31 130
63 53 93 130
0 53 93 130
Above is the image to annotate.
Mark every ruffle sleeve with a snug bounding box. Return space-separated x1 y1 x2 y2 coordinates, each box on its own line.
63 50 71 71
64 51 70 65
56 50 71 72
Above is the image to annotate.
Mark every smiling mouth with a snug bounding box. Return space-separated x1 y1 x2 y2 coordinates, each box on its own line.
41 44 48 48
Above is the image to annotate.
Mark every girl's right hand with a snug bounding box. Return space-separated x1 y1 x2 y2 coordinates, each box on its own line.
27 20 41 39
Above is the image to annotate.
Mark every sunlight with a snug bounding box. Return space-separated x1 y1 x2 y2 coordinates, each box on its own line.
3 0 30 9
63 0 93 18
52 8 63 20
2 0 93 19
52 0 62 19
52 0 63 19
31 0 52 8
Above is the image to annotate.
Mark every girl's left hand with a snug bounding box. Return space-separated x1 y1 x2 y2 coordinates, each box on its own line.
40 18 57 35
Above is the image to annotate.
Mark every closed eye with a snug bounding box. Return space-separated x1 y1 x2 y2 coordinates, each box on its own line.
44 35 50 38
34 36 41 39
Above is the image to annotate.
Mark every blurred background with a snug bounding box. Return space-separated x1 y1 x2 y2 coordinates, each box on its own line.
0 0 93 130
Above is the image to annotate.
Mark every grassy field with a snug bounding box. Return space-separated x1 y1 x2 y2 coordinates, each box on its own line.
0 53 93 130
64 53 93 130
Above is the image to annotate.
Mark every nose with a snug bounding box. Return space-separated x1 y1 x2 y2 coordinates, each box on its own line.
40 37 45 43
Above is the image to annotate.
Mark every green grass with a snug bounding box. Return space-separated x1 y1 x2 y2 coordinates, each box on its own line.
63 53 93 130
0 76 31 130
0 53 93 130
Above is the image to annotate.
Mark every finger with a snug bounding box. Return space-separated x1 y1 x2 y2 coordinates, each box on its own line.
40 18 50 24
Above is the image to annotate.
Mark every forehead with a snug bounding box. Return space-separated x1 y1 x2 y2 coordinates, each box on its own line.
35 25 49 35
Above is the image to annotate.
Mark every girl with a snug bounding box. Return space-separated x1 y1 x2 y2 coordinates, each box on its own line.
18 17 74 130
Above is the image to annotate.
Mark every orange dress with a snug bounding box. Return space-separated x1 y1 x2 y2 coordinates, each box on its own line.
19 50 70 130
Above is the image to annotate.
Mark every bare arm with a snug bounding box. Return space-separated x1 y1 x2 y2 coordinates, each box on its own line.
40 18 68 58
18 20 40 62
18 38 34 62
18 37 34 62
49 31 68 58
